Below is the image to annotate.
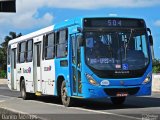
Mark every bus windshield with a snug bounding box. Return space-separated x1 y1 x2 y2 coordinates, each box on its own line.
85 29 149 71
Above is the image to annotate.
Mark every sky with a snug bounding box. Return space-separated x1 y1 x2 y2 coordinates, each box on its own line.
0 0 160 59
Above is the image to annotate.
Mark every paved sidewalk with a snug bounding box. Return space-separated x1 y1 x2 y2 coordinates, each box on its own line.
0 79 7 84
152 74 160 92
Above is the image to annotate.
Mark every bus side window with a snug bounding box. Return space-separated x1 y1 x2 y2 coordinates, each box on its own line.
56 29 68 58
18 42 26 63
42 35 46 60
44 33 55 59
26 39 33 62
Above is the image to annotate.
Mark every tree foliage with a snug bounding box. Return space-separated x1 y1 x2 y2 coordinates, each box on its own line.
152 59 160 73
0 32 22 77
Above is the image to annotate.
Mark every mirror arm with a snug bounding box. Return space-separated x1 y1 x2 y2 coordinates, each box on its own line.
147 28 151 35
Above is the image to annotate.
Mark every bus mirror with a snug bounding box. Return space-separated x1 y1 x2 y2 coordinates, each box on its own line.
78 35 83 47
149 35 153 46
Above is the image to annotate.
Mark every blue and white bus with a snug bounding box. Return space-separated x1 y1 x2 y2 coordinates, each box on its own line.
7 17 153 106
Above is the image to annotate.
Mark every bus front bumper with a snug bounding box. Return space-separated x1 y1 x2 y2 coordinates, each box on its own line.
82 83 151 99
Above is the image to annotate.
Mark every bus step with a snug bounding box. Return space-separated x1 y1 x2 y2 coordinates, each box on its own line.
35 91 42 96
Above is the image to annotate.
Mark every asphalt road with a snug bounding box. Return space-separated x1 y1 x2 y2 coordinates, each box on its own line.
0 84 160 120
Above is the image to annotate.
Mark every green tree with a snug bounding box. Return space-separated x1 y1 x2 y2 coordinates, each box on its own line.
0 32 22 76
152 59 160 73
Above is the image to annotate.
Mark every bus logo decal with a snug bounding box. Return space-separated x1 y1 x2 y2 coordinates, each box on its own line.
28 67 31 73
44 66 52 71
101 80 110 86
23 67 31 73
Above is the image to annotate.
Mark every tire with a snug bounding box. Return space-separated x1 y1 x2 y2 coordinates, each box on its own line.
111 97 126 105
61 81 74 107
20 80 30 100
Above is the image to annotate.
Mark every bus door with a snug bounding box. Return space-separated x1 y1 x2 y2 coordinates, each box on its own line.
33 36 43 93
71 34 82 96
11 44 17 90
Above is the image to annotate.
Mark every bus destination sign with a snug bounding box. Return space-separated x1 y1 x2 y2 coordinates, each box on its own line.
83 18 145 28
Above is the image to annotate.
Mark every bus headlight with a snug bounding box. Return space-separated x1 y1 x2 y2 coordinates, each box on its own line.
142 74 151 84
85 73 99 86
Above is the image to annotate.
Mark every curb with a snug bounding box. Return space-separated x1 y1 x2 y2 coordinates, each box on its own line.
0 79 7 85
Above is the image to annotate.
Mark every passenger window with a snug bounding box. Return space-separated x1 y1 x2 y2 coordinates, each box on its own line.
18 42 26 63
45 33 55 59
56 29 68 58
26 40 33 62
13 49 16 69
37 44 41 67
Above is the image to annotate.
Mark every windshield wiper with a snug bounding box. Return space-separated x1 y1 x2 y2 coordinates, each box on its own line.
124 29 134 60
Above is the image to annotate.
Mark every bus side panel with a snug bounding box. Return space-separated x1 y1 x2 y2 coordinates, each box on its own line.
54 59 71 96
16 63 23 91
41 59 55 95
24 62 34 93
16 63 34 93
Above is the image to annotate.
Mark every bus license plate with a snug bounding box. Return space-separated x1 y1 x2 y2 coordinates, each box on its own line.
116 92 128 97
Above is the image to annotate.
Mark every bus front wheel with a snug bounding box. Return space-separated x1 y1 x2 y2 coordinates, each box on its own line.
61 81 74 107
111 97 126 105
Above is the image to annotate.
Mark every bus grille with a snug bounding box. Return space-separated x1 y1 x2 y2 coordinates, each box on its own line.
104 87 140 96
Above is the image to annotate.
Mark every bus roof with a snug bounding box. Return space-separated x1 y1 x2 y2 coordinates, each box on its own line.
8 25 54 45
